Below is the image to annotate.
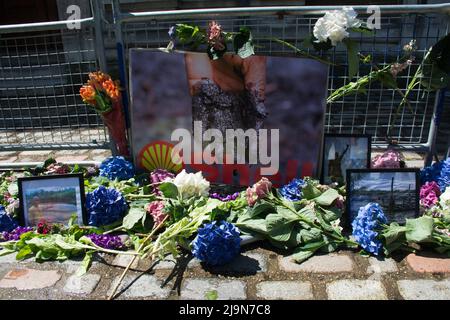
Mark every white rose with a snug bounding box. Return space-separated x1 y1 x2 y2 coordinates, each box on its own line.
342 7 361 29
172 169 210 199
440 186 450 209
313 7 361 46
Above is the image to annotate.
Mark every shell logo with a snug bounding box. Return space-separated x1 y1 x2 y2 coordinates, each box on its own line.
137 141 184 173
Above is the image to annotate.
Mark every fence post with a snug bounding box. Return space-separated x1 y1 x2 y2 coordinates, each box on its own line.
91 0 107 72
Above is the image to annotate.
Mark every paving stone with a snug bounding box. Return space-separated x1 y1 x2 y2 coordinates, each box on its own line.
63 274 101 295
108 274 170 299
0 151 17 157
111 254 149 271
278 253 353 273
397 279 450 300
152 255 200 270
366 257 399 274
256 281 313 300
0 253 19 264
327 280 387 300
206 252 267 274
0 268 61 290
180 278 247 300
406 253 450 273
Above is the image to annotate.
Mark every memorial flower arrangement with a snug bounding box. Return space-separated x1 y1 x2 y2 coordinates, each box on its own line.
0 155 449 300
80 72 129 156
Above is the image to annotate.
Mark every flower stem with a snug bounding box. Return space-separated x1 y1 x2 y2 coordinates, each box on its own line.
107 215 168 300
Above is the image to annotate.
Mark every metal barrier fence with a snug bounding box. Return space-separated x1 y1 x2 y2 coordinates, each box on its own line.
0 13 110 151
0 2 449 157
113 3 450 153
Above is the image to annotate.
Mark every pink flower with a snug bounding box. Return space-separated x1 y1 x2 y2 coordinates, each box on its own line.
145 201 167 226
207 21 222 41
46 163 70 175
420 181 441 208
207 21 225 51
150 169 175 195
246 178 272 206
371 149 405 169
333 195 345 210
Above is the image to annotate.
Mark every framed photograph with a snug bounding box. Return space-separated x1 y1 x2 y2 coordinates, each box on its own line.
346 169 420 227
18 174 87 227
320 134 371 185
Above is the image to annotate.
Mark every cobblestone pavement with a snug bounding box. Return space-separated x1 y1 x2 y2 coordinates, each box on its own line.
0 150 447 300
0 245 449 300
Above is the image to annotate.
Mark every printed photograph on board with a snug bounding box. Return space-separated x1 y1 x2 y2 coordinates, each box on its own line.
129 49 328 186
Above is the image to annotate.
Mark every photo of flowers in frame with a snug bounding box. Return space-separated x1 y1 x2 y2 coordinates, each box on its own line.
18 174 87 227
346 169 420 228
320 133 371 185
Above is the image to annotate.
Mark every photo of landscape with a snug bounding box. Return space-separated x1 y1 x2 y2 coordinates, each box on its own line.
348 170 419 224
21 176 83 226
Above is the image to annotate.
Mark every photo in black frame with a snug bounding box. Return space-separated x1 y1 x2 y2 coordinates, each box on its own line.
320 134 371 185
346 168 420 228
18 174 87 227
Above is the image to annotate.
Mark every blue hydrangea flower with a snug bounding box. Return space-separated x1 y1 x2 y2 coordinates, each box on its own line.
191 220 241 266
436 158 450 192
279 178 305 201
352 203 387 256
99 156 134 181
0 206 18 233
86 186 128 227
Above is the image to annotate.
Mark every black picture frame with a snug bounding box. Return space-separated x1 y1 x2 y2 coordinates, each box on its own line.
17 173 87 227
320 133 371 185
345 168 420 230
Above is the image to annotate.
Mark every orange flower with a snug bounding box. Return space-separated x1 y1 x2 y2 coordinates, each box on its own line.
102 79 120 101
79 85 97 105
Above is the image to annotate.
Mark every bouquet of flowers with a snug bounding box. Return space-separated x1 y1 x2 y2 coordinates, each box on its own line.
80 72 129 156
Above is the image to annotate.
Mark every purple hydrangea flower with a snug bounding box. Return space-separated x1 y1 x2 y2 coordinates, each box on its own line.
191 220 241 266
150 169 175 195
87 233 124 250
0 226 33 242
209 192 240 202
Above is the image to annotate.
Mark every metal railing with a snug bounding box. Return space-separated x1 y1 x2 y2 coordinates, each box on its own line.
0 4 109 152
111 2 450 155
0 1 449 161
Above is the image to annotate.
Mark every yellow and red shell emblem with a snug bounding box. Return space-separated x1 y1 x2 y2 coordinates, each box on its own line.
137 141 183 173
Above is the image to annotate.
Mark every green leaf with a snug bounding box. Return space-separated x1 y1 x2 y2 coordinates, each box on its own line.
320 206 341 222
314 188 340 206
237 202 275 222
122 207 147 230
380 223 406 245
76 251 93 277
276 206 299 221
343 38 359 79
236 218 267 234
158 182 179 199
266 214 294 242
405 216 434 243
299 228 323 243
205 290 218 300
233 27 254 59
301 183 322 200
16 246 33 260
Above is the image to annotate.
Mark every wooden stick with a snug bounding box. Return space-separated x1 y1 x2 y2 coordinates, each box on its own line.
107 215 168 300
